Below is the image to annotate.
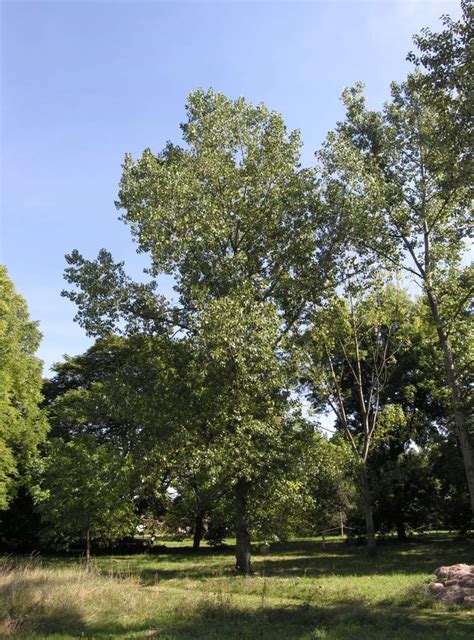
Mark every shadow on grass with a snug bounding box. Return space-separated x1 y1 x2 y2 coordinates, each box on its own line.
257 538 474 579
33 605 87 636
154 603 472 640
28 600 472 640
3 548 472 640
112 536 474 584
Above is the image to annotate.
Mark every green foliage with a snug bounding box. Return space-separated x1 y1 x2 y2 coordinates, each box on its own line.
43 335 195 521
0 266 48 510
61 89 344 572
409 0 473 138
304 285 416 460
251 434 354 540
318 21 474 507
40 436 136 550
429 433 472 532
319 44 472 361
372 448 440 536
320 75 471 280
190 294 286 478
117 89 333 311
63 250 170 337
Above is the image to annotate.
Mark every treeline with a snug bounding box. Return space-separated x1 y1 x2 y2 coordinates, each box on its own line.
1 3 472 574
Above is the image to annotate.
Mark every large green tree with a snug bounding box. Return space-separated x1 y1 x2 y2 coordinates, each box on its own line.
0 266 48 510
318 17 474 510
63 90 338 574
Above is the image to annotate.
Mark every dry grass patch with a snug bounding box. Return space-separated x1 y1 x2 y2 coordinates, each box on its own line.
0 558 147 637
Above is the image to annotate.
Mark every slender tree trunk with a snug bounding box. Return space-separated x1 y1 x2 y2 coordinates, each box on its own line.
396 520 407 542
193 509 206 551
427 293 474 514
359 465 376 554
86 528 91 568
235 478 253 575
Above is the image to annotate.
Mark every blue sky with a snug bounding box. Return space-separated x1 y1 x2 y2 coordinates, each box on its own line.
1 0 461 375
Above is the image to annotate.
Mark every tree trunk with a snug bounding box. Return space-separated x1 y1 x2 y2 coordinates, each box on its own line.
193 509 206 551
359 465 376 554
396 519 407 542
427 293 474 514
86 528 91 568
235 478 253 575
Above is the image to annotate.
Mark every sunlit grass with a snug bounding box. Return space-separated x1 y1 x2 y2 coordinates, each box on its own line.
1 533 472 639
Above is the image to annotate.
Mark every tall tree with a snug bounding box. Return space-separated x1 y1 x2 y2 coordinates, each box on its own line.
63 90 338 574
318 19 474 509
0 266 48 510
303 285 414 551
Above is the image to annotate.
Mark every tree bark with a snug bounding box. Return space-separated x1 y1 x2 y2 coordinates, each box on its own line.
359 465 376 554
427 293 474 514
396 520 407 542
235 478 253 575
86 528 91 568
192 509 206 551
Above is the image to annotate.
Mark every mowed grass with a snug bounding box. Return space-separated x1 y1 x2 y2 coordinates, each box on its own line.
1 533 472 639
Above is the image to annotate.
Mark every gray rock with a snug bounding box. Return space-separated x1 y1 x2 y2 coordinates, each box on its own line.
429 564 474 607
458 575 474 588
434 564 472 580
439 586 465 604
428 582 445 595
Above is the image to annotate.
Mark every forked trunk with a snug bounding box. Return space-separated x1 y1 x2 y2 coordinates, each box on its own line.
235 478 253 575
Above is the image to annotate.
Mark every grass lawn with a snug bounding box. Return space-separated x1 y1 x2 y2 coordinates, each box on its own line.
1 533 472 639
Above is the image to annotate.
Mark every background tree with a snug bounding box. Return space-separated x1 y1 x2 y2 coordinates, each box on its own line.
43 335 200 527
319 53 474 510
303 285 414 551
252 432 354 542
0 266 48 510
365 303 443 540
40 435 136 562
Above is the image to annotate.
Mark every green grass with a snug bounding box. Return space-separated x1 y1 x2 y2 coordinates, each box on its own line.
1 533 472 639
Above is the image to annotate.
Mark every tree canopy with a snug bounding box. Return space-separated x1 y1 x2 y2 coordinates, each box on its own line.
0 266 48 510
